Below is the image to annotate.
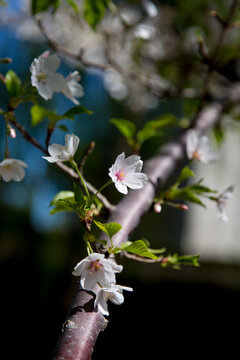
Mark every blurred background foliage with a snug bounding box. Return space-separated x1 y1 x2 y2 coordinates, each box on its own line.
0 0 240 358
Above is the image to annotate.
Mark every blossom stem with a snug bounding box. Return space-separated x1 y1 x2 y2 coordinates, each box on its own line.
86 241 93 255
70 159 91 200
95 179 113 196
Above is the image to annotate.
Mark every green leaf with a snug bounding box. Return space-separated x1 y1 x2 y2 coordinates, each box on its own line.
49 199 76 214
50 191 74 206
164 253 200 269
74 183 85 204
30 104 65 126
213 123 224 146
175 166 195 185
30 104 49 126
63 105 93 120
31 0 60 15
94 220 122 239
171 188 205 207
84 0 110 29
121 240 158 259
5 70 22 97
110 118 136 144
136 114 178 145
66 0 79 13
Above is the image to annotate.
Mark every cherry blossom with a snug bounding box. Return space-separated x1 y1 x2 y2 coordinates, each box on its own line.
30 52 66 100
186 130 218 164
216 185 234 222
63 71 84 105
72 253 123 291
42 133 79 163
94 284 133 316
109 152 148 194
0 158 28 182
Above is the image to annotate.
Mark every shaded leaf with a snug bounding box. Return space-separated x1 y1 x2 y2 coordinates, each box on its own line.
84 0 110 28
63 105 93 119
110 118 136 144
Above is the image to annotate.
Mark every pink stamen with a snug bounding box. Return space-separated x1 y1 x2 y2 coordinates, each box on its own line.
115 169 125 181
89 260 102 273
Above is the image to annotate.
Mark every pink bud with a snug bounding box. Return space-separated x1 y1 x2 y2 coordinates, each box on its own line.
180 204 189 211
7 126 16 139
154 203 162 213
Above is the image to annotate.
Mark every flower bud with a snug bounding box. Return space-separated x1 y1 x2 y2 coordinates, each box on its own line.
154 203 162 213
7 125 16 139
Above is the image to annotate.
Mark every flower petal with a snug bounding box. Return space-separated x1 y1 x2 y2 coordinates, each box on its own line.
44 54 61 72
186 130 198 159
94 289 109 316
124 173 148 189
65 134 80 157
115 181 128 194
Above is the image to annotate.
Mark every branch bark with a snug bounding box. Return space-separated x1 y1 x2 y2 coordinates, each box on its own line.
52 101 223 360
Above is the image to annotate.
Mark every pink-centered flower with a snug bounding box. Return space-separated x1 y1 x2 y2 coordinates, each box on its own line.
94 284 133 316
216 185 234 222
72 253 123 291
186 130 218 164
109 152 148 194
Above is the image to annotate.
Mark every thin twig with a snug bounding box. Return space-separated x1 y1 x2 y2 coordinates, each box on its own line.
36 19 176 98
78 141 95 173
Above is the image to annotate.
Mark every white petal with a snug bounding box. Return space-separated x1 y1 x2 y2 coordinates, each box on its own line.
44 54 61 72
47 73 66 92
80 270 98 290
186 130 198 159
114 152 126 172
217 206 229 222
109 289 124 305
72 258 89 276
115 181 128 194
96 268 116 287
65 134 80 156
42 156 58 163
94 290 109 316
124 173 148 189
36 82 53 100
48 144 65 158
219 185 235 201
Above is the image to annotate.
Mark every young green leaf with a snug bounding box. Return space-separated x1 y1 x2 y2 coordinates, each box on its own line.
63 105 93 120
84 0 110 29
31 0 60 15
121 240 159 259
66 0 79 13
110 118 136 145
94 220 122 239
50 191 74 206
5 70 22 97
175 166 195 186
74 183 85 204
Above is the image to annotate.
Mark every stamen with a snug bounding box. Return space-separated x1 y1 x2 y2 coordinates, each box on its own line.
115 169 125 181
89 260 102 273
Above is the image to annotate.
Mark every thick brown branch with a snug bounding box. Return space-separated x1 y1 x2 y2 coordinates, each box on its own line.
52 100 224 360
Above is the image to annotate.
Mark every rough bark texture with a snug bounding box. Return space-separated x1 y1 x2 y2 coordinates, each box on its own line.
52 101 223 360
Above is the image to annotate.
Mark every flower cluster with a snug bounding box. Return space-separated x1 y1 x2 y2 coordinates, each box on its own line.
72 253 133 316
30 51 84 104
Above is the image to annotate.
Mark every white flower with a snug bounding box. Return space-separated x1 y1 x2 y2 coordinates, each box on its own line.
109 152 148 195
216 185 234 222
30 51 66 100
72 253 123 291
186 130 218 163
63 71 84 105
42 133 79 163
94 284 133 316
0 158 28 182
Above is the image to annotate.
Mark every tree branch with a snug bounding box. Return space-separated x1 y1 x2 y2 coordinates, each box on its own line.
52 100 224 360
